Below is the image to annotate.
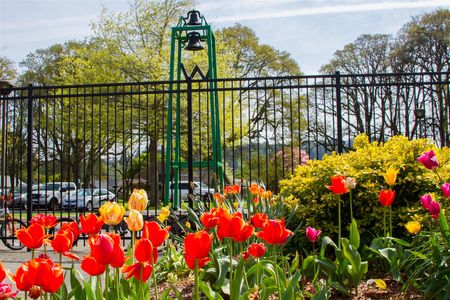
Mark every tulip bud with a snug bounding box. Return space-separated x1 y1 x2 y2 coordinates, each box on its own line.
306 226 321 243
125 210 144 231
99 201 125 225
405 221 421 234
128 189 148 212
441 183 450 198
417 150 439 170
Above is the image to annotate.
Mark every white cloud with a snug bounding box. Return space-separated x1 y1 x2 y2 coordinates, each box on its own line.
209 0 450 23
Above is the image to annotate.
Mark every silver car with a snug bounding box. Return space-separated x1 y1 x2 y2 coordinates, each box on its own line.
62 188 116 211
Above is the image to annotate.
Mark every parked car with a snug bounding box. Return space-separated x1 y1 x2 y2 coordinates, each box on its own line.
11 184 35 208
62 188 116 211
169 181 214 201
31 182 77 210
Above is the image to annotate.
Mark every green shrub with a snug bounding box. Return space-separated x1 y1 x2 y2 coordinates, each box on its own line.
280 134 450 249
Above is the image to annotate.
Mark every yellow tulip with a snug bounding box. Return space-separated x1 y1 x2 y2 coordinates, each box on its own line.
185 221 191 229
157 214 168 223
383 167 399 186
125 209 144 231
128 189 148 212
405 221 421 234
374 279 387 290
233 201 239 209
261 190 273 200
160 206 170 217
99 201 126 225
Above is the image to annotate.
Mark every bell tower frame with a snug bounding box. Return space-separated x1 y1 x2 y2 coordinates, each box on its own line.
163 10 224 209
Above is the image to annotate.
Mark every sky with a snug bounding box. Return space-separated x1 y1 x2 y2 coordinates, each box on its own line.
1 0 449 75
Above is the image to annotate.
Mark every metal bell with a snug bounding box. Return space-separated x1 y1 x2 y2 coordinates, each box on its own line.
186 10 202 26
184 32 204 51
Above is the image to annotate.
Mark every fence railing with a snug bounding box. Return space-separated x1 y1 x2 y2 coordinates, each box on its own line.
0 71 448 226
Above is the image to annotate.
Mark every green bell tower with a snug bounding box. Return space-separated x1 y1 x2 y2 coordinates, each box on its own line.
163 10 224 209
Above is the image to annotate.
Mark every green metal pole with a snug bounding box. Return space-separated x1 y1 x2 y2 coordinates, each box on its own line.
164 29 177 206
173 37 183 209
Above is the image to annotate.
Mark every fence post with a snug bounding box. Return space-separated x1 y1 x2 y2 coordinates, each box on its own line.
186 75 194 209
335 71 343 153
26 84 33 225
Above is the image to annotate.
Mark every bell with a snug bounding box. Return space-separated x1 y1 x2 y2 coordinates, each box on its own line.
186 10 202 26
184 32 204 51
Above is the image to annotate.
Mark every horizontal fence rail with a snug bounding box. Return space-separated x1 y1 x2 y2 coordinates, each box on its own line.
0 71 448 244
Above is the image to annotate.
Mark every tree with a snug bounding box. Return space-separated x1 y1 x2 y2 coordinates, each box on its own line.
0 56 17 82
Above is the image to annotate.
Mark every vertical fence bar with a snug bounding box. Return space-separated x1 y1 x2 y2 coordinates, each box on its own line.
186 76 194 209
26 85 33 224
335 71 343 154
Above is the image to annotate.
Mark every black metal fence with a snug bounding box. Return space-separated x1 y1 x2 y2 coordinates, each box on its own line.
0 71 448 225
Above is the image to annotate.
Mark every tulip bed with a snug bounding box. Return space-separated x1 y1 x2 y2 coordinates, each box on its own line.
0 145 449 299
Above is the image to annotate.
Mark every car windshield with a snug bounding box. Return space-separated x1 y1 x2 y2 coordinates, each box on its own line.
37 183 61 191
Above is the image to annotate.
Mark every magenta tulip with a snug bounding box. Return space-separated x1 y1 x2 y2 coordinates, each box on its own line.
305 226 321 243
417 150 439 170
428 201 441 219
420 194 433 210
441 183 450 198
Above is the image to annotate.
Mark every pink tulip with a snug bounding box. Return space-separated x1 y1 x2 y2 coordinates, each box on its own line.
420 194 433 210
441 183 450 198
306 226 321 243
417 150 439 170
428 201 441 219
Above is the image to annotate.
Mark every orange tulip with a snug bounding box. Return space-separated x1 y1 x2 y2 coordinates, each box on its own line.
81 256 106 276
184 230 212 270
248 243 266 258
30 214 57 230
261 190 272 200
48 230 73 254
249 183 264 195
142 221 170 248
250 213 268 229
16 223 49 249
379 189 395 207
99 201 125 226
200 211 219 229
128 189 149 212
125 210 144 232
326 175 349 195
255 218 293 245
122 262 153 282
80 214 104 235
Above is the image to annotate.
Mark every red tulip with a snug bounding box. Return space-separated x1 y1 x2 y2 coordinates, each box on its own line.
256 218 293 245
217 210 244 241
242 251 250 261
229 216 254 242
134 238 156 263
13 264 34 291
80 214 104 235
251 213 268 229
417 150 439 170
31 258 64 293
200 212 219 229
0 261 6 282
60 221 80 241
142 221 170 248
379 189 395 207
88 234 115 265
81 256 106 276
49 230 73 254
122 262 152 282
16 223 49 249
326 175 349 195
305 226 321 243
30 214 57 230
184 231 212 270
248 243 266 258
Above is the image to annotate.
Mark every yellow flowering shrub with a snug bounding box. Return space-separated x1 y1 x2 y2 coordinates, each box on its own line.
280 134 450 243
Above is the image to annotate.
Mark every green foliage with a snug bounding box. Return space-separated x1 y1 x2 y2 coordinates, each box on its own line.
280 135 450 246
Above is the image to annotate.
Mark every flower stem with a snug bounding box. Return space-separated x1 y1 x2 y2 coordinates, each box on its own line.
274 247 282 298
383 208 387 237
337 195 342 249
194 260 200 300
389 206 392 237
229 240 233 297
115 267 120 299
349 191 353 221
152 255 158 300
